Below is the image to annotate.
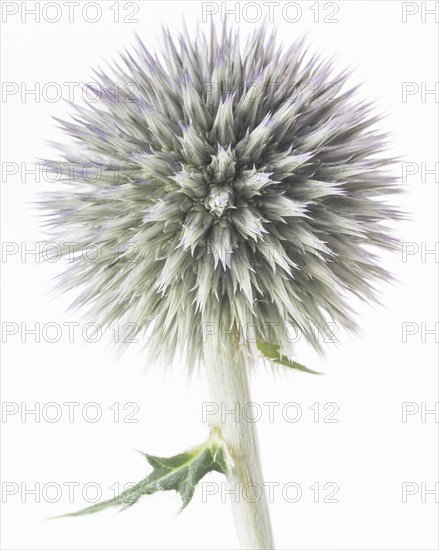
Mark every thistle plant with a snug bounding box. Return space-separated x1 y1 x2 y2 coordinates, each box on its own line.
41 22 400 550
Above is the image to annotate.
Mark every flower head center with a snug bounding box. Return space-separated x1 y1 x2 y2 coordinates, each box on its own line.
207 186 234 217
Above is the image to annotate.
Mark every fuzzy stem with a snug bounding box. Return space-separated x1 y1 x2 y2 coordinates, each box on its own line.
204 338 275 550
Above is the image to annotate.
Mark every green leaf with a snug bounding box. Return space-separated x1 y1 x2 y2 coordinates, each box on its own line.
256 339 323 375
55 428 229 518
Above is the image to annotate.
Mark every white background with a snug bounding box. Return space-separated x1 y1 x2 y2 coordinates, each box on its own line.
1 1 438 549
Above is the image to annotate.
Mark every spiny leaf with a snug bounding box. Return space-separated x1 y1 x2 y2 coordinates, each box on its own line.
256 339 323 375
54 429 229 518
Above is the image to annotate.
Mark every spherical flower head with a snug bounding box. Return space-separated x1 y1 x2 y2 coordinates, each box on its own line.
41 23 401 369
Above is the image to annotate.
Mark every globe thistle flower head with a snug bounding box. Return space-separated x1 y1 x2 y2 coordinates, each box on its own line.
41 23 400 370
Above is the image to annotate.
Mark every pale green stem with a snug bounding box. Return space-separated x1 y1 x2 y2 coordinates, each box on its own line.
204 337 275 550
